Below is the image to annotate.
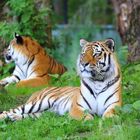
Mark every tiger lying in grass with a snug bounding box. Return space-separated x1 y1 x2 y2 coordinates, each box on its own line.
0 38 122 121
0 33 67 87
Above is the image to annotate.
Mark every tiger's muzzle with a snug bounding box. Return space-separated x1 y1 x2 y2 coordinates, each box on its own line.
3 49 12 63
5 54 12 61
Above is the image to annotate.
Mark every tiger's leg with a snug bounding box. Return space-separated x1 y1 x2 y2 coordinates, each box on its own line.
69 104 93 120
69 107 93 120
0 111 42 121
0 75 19 86
16 76 50 87
0 94 51 121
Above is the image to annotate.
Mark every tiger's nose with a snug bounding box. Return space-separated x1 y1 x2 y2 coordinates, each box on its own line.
6 55 11 60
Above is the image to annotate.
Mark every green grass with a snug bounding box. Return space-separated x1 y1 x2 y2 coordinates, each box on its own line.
0 64 140 140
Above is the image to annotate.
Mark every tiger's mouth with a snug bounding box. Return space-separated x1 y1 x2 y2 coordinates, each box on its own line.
80 68 104 81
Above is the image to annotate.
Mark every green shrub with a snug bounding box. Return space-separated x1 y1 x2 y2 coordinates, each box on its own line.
0 0 49 46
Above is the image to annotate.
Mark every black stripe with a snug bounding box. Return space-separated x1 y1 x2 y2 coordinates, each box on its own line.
23 58 29 66
28 103 36 113
51 59 56 72
37 72 48 78
63 96 71 110
80 90 92 110
104 89 119 105
101 44 109 51
36 100 43 113
12 109 16 113
27 56 34 70
49 56 55 73
28 114 32 118
45 87 60 108
26 56 35 77
101 66 110 73
60 65 63 74
32 113 39 119
27 70 35 77
76 102 84 108
82 80 96 99
16 64 26 77
108 53 111 65
48 100 51 108
47 94 57 108
99 62 105 67
12 50 14 55
90 113 94 117
21 105 25 115
35 91 51 113
104 53 106 62
95 45 99 48
51 97 59 107
56 97 67 110
14 75 20 81
98 74 120 94
104 100 119 113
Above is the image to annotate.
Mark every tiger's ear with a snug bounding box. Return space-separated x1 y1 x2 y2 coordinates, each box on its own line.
14 33 23 45
105 38 115 52
80 39 88 47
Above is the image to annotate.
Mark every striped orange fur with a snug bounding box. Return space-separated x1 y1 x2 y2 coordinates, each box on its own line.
0 33 67 87
0 38 122 121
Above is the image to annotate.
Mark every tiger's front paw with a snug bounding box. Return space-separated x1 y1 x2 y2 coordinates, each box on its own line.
7 113 22 121
0 111 7 120
0 80 8 87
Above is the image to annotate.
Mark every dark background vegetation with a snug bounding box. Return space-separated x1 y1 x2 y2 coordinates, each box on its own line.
0 0 139 139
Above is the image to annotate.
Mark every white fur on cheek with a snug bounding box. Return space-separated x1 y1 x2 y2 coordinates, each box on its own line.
76 55 92 79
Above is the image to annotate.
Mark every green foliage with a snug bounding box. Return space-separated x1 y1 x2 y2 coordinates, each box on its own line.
0 0 49 46
133 100 140 111
49 71 80 87
0 63 14 79
117 45 128 65
122 63 140 104
68 0 84 19
69 0 114 25
0 63 140 139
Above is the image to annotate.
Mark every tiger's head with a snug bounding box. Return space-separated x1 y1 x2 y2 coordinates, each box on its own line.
77 39 117 81
4 33 42 64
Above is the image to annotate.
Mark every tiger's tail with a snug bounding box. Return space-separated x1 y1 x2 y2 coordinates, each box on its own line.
48 56 67 75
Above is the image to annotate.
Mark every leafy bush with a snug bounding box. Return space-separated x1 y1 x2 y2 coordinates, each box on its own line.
0 63 14 79
69 0 114 25
0 0 49 46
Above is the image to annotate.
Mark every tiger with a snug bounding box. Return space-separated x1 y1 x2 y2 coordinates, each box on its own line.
0 38 122 121
0 33 67 87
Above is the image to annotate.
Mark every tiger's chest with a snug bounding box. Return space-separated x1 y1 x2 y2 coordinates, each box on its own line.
14 59 36 79
80 81 118 116
94 87 117 116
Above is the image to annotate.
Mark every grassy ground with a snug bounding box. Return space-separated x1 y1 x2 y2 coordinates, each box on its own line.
0 64 140 140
